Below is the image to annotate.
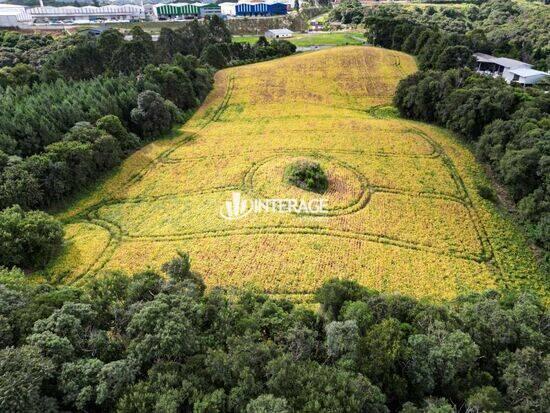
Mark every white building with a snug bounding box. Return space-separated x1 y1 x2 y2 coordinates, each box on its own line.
237 0 294 9
30 5 144 23
507 67 549 86
265 28 293 38
219 2 236 16
195 3 222 17
0 4 28 27
474 53 548 85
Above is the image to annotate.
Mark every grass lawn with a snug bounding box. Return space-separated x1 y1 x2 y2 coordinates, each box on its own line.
232 34 262 44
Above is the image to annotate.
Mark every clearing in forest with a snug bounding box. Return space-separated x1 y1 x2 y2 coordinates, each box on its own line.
49 46 543 301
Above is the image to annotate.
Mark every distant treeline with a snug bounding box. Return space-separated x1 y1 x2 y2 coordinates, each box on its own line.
0 262 548 412
0 24 217 215
365 14 479 71
332 0 549 71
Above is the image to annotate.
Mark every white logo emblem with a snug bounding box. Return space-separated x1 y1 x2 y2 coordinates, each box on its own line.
219 192 328 220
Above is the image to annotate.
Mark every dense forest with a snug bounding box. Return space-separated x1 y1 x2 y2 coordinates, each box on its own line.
331 0 549 71
0 19 296 269
1 258 548 412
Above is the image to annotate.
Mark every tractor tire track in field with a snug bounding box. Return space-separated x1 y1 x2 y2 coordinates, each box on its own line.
81 138 490 265
125 75 236 187
120 226 487 263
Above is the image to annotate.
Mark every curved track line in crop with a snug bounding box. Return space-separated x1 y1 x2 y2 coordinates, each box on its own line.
164 128 440 161
80 129 491 261
67 134 494 283
390 53 406 77
51 220 110 284
119 226 486 263
125 76 236 187
84 139 488 262
408 128 495 265
242 151 371 215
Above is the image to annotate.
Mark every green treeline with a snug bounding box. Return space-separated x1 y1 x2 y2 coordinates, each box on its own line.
0 76 140 157
0 259 548 412
0 33 212 216
332 0 548 71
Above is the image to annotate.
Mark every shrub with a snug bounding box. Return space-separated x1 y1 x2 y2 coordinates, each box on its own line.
161 252 205 294
200 44 227 69
284 160 328 193
0 164 42 210
477 184 498 203
130 91 175 139
141 64 199 111
0 205 64 269
96 115 140 153
0 151 8 173
246 394 290 413
161 251 192 282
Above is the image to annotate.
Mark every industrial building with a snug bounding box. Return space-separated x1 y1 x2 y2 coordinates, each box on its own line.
474 53 549 86
153 3 200 19
28 5 145 23
153 1 288 20
152 3 222 19
196 3 222 17
504 67 549 86
265 28 293 38
219 2 236 16
0 4 144 26
0 1 288 27
0 4 26 27
219 1 287 17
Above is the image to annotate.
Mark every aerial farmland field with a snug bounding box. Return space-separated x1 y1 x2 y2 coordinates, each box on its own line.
49 46 543 301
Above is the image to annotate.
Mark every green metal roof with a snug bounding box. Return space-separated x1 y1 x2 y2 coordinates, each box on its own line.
156 4 200 16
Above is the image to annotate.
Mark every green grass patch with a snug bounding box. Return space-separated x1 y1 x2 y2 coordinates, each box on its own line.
291 32 365 47
232 31 366 47
232 35 262 45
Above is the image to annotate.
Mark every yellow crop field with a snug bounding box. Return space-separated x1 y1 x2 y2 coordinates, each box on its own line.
48 46 544 301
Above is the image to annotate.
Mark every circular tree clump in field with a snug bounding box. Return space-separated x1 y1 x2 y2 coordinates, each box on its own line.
284 160 328 193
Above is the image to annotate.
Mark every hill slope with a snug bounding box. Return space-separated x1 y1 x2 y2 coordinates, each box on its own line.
49 47 543 300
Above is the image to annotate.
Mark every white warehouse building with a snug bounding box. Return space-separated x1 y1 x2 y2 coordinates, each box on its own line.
0 4 144 26
506 67 549 86
219 2 237 16
474 53 548 86
265 28 293 38
28 5 144 23
0 4 27 27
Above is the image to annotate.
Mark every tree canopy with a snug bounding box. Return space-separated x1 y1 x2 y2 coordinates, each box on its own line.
0 262 547 412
